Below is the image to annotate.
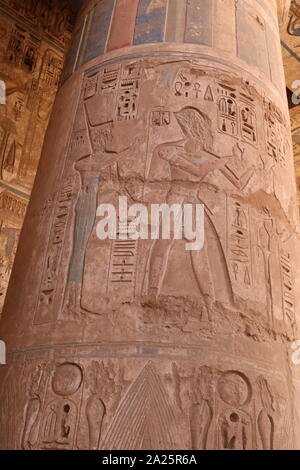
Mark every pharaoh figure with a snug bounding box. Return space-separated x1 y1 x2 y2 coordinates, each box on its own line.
63 117 137 316
147 107 234 316
63 123 118 316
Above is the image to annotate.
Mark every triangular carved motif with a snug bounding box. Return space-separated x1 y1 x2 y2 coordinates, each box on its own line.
101 362 180 450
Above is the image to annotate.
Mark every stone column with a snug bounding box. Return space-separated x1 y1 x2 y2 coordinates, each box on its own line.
0 0 299 450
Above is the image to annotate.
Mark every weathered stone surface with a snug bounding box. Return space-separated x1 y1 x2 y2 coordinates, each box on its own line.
0 0 300 450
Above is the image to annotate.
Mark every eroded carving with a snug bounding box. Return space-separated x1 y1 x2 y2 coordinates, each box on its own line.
189 366 213 450
219 409 252 450
35 177 75 324
217 371 251 407
102 362 180 450
24 57 297 385
22 362 84 450
146 106 235 316
257 376 276 450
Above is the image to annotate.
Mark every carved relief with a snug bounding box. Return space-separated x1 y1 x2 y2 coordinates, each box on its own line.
22 364 47 450
0 192 27 218
240 102 257 145
216 371 253 450
0 116 17 179
219 409 252 450
204 85 214 102
257 377 276 450
221 144 255 191
40 399 77 448
13 96 24 121
7 355 292 450
6 27 26 67
86 395 105 450
217 85 258 148
83 72 99 101
3 0 73 47
82 62 142 124
52 363 83 396
151 109 171 127
40 49 63 88
101 362 180 450
85 362 107 451
22 396 41 449
189 367 213 450
6 27 40 73
107 218 138 299
217 371 251 407
116 62 141 121
62 121 122 316
258 211 277 327
0 2 71 308
264 105 289 167
173 69 258 148
217 84 238 137
279 251 296 332
101 66 120 94
226 201 297 330
35 177 75 324
33 58 296 336
170 362 287 450
22 362 83 450
22 36 39 73
39 363 82 450
146 106 234 315
227 197 252 291
174 69 201 99
0 190 24 311
0 0 297 449
84 360 126 450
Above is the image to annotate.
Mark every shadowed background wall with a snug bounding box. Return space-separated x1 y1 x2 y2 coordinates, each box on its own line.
0 0 75 312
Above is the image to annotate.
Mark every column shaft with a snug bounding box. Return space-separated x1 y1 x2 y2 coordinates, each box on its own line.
0 0 299 450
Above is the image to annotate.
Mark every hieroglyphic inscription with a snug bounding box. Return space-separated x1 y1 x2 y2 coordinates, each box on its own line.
174 69 201 99
217 84 238 136
82 63 141 122
35 177 75 324
240 93 257 145
228 198 252 288
108 219 138 295
280 251 296 331
151 110 171 127
264 107 289 167
116 63 141 121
